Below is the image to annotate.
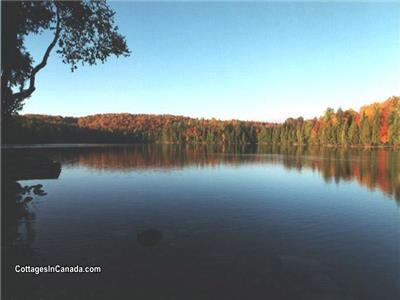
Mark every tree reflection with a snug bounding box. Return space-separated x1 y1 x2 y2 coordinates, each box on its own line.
1 150 61 300
41 144 399 202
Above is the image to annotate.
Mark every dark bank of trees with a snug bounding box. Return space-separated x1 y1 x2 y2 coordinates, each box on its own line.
4 96 400 147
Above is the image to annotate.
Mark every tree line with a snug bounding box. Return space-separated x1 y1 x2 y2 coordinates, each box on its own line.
4 96 399 147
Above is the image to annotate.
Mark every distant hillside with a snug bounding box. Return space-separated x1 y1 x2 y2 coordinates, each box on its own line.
3 96 400 146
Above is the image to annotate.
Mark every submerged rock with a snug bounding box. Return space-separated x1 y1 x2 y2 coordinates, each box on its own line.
137 229 163 247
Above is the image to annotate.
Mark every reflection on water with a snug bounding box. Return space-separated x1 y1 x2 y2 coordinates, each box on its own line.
34 144 400 202
1 152 60 300
2 144 400 300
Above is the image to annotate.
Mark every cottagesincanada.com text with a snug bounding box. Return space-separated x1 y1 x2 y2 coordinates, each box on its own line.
15 264 102 275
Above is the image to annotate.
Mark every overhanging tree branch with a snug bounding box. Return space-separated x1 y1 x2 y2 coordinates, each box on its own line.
2 1 130 118
11 5 61 102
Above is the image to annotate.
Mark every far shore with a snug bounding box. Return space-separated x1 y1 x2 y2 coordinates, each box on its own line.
1 142 398 150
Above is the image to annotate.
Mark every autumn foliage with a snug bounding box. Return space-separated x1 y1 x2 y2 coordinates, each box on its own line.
5 96 400 147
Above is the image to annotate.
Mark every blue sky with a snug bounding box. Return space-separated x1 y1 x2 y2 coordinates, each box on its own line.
22 1 400 122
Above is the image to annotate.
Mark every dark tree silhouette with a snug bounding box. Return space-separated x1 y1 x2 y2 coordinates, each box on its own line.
1 0 130 120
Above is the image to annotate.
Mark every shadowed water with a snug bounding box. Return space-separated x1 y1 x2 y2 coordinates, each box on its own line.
2 144 399 300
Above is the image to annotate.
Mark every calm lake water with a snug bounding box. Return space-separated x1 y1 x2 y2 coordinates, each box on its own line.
2 144 400 300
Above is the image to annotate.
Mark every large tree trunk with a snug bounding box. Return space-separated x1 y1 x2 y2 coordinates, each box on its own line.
1 2 60 120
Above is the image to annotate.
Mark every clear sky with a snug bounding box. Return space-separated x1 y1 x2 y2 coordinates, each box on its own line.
22 1 400 122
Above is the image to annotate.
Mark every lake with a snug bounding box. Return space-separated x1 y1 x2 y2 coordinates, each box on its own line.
2 144 399 300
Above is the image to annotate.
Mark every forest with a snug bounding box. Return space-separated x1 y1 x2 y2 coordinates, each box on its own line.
4 96 400 147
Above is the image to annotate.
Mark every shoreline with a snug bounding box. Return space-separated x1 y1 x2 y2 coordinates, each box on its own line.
1 142 398 150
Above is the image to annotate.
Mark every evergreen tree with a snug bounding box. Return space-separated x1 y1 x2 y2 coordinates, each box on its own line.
371 107 381 145
349 117 360 145
360 114 372 146
388 104 400 146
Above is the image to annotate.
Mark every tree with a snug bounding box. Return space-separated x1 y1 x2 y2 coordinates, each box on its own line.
388 99 400 146
347 118 359 145
371 107 381 145
360 114 372 146
2 1 130 120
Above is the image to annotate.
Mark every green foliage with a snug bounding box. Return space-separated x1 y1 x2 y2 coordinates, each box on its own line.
360 114 372 146
4 97 400 147
348 119 359 145
388 101 400 146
